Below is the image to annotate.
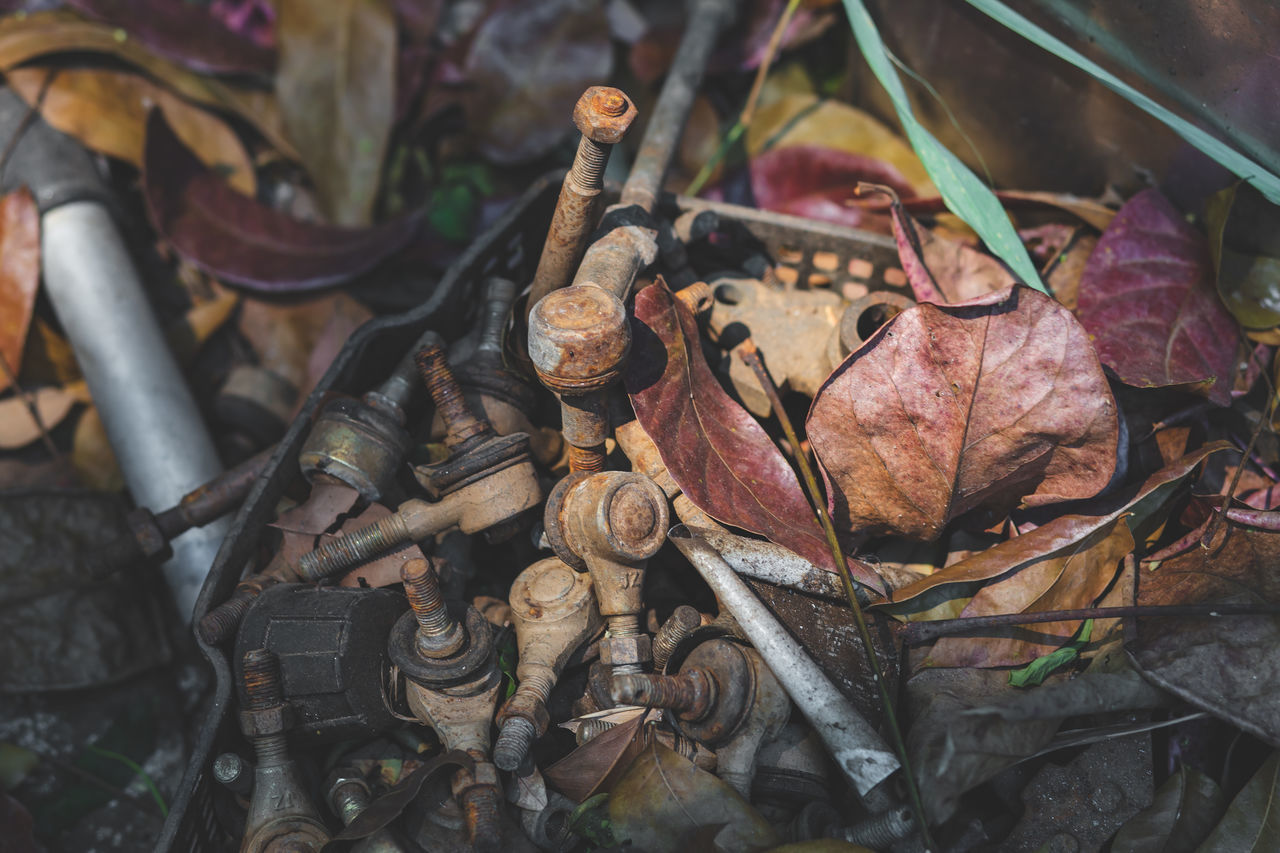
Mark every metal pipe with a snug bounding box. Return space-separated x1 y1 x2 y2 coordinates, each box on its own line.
668 525 899 797
619 0 736 212
0 89 228 622
42 203 229 620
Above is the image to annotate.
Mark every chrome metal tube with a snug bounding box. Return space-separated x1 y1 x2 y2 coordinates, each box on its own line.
42 202 228 621
669 525 899 797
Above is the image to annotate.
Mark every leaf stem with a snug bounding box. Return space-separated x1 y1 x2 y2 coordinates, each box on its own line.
735 338 935 850
898 602 1280 645
685 0 801 197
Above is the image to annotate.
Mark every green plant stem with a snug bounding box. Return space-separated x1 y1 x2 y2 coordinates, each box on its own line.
86 745 168 817
735 338 935 850
686 0 801 197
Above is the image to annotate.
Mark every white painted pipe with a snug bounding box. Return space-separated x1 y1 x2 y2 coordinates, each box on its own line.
42 202 228 622
668 525 900 797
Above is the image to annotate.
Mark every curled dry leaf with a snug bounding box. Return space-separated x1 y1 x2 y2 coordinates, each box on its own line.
625 278 883 590
0 187 39 394
923 518 1134 668
1207 182 1280 330
8 67 256 195
0 386 77 449
1077 189 1240 405
143 111 419 291
276 0 396 226
883 443 1231 609
860 182 1016 303
543 712 647 803
463 0 612 164
67 0 275 75
608 741 779 853
0 10 295 158
808 285 1118 541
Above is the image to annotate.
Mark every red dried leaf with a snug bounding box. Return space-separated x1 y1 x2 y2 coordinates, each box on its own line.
0 187 39 393
1077 189 1240 405
142 111 419 292
625 278 882 590
808 285 1118 541
749 145 916 233
860 182 1015 304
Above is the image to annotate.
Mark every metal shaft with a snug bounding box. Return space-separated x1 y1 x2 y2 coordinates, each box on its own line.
619 0 736 212
296 511 413 581
652 605 701 672
668 526 900 798
417 339 490 448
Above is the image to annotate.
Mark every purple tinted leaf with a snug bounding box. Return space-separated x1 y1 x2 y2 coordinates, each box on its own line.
625 278 883 591
142 111 419 292
1077 189 1240 405
68 0 275 74
749 145 915 233
463 0 612 164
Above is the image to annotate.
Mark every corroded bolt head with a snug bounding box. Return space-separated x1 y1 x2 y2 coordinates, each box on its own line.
528 285 630 393
574 86 637 144
609 483 658 542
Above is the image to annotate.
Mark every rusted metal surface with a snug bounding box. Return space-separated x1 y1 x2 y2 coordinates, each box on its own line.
494 557 602 770
568 223 659 300
619 0 736 212
237 649 330 853
545 471 668 675
652 605 701 673
197 575 280 646
528 283 631 473
837 291 916 356
297 397 409 501
526 87 637 318
707 276 849 416
402 558 467 658
417 338 491 449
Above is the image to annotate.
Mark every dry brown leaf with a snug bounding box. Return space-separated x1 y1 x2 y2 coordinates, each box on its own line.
71 404 123 491
0 188 40 394
0 386 77 449
8 67 255 195
809 285 1118 540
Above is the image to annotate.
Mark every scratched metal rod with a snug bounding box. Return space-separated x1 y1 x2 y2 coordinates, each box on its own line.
668 526 899 797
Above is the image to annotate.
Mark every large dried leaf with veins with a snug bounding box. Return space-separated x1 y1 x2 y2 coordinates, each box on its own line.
808 285 1118 540
1077 189 1239 405
625 278 882 590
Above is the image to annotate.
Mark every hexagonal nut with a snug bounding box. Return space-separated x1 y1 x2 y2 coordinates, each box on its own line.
497 691 552 736
126 508 168 559
238 703 294 738
573 86 637 144
600 634 652 668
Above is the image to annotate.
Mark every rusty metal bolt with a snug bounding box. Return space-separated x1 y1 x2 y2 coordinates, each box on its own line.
575 717 618 745
460 783 503 853
296 510 413 581
573 86 638 145
241 649 289 765
402 558 466 659
416 337 492 449
611 669 716 720
841 806 915 848
652 605 701 672
198 575 280 645
525 87 637 323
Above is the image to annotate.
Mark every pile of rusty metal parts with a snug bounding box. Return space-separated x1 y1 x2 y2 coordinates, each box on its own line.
152 2 929 850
